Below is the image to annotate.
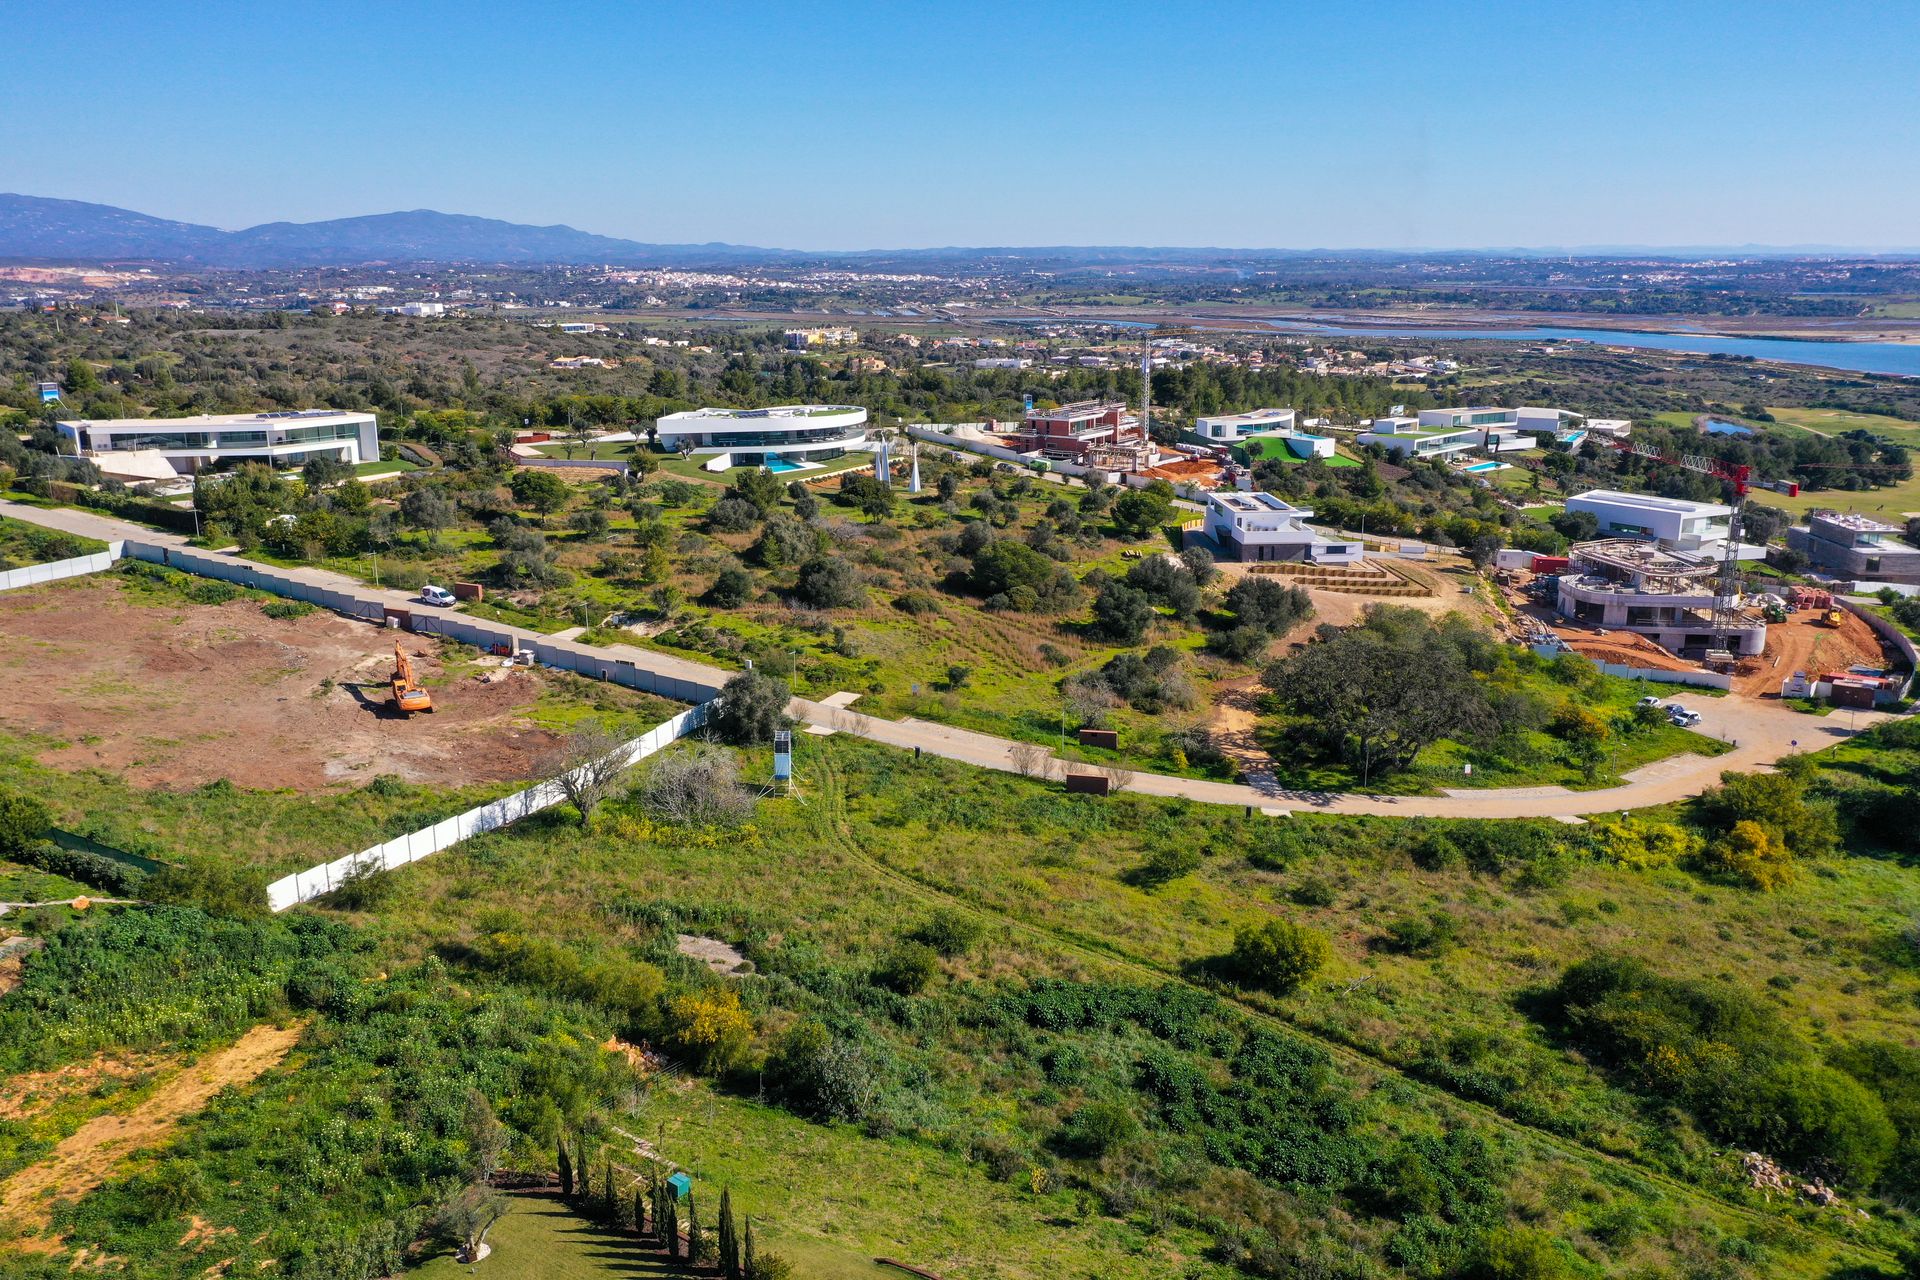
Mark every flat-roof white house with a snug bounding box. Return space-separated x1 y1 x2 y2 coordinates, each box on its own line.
1357 417 1482 459
56 410 380 478
1564 489 1734 555
1515 406 1630 441
1197 490 1365 563
655 404 869 473
1418 406 1519 431
1194 407 1295 443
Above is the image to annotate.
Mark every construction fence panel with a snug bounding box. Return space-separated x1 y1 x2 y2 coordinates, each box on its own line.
1594 663 1734 691
265 700 714 912
0 545 122 592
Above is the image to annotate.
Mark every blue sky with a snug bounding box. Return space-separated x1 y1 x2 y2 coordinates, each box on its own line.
5 0 1916 250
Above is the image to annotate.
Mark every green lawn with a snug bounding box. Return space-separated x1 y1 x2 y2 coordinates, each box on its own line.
531 440 644 461
1766 405 1920 447
407 1195 676 1279
354 458 419 478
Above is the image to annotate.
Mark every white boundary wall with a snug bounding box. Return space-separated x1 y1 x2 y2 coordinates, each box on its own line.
265 700 713 912
117 540 724 703
0 541 123 592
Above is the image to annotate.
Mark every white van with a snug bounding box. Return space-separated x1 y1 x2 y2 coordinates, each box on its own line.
420 584 457 608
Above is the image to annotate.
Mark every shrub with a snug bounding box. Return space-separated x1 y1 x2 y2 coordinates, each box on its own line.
261 598 316 620
872 940 940 994
1090 581 1154 643
634 742 757 826
1383 910 1460 957
143 858 270 919
0 786 52 857
1221 576 1313 636
893 590 942 615
1701 819 1795 890
1055 1101 1140 1157
765 1020 879 1121
793 555 864 608
1127 843 1202 887
12 841 145 896
1289 877 1337 907
1480 1226 1574 1280
708 566 753 608
908 909 984 957
1227 918 1331 994
706 497 761 533
664 987 753 1074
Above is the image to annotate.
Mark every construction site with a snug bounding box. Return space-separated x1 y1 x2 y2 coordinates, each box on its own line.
0 576 643 792
1499 548 1901 697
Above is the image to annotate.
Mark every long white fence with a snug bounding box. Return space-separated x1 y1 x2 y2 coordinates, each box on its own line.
0 541 123 592
265 700 713 912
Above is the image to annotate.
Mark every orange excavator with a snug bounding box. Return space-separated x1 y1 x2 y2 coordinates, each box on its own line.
390 642 434 715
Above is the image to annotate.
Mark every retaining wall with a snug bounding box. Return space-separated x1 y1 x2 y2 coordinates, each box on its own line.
1837 596 1918 699
266 700 712 911
0 542 122 592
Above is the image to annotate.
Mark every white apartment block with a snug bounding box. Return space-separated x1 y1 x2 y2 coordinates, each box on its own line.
655 404 869 472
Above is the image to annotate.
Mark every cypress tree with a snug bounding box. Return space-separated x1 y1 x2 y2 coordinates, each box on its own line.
719 1188 739 1280
686 1191 701 1265
557 1140 574 1199
601 1159 617 1222
634 1188 645 1239
665 1190 680 1259
744 1216 757 1277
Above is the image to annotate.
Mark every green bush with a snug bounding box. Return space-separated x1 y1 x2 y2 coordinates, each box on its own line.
1055 1100 1140 1157
872 940 940 994
908 908 984 957
1227 918 1331 994
0 785 51 857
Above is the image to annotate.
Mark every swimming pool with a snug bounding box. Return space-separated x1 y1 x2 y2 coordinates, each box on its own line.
763 456 804 473
1462 461 1505 473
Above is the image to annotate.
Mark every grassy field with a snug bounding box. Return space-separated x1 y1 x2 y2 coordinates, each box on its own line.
650 1083 1211 1279
1765 405 1920 444
407 1194 684 1279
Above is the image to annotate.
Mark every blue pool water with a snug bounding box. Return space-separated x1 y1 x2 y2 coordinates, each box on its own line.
763 457 804 473
1462 461 1504 473
1703 419 1756 437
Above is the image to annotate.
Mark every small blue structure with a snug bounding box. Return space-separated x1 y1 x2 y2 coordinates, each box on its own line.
773 729 793 786
667 1172 693 1200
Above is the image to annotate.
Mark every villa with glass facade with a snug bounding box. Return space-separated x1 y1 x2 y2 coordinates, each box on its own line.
56 410 380 478
655 404 870 472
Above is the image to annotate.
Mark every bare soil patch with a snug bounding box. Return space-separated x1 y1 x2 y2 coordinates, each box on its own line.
1734 607 1897 696
0 1050 165 1122
0 581 566 791
676 933 753 975
0 1022 302 1240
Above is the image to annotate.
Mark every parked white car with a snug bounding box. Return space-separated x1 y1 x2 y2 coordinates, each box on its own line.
1636 695 1663 709
420 584 457 607
1668 707 1702 727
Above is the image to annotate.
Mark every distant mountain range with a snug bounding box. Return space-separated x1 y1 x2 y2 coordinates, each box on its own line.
0 194 777 267
3 194 1918 268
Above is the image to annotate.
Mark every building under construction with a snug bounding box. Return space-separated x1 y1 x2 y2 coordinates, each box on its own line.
1555 539 1768 658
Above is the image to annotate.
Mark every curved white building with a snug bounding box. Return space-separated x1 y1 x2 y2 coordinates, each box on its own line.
655 404 869 473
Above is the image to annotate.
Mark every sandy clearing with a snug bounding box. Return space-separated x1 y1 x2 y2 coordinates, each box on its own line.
0 580 563 791
0 1022 302 1239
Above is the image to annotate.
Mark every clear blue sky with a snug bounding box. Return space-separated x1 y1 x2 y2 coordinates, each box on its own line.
6 0 1916 251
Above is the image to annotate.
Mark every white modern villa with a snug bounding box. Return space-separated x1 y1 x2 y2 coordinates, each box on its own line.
1564 489 1734 556
1197 490 1365 563
655 404 870 472
56 410 380 480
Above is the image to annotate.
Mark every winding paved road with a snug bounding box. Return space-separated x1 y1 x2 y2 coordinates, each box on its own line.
1 499 1888 819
